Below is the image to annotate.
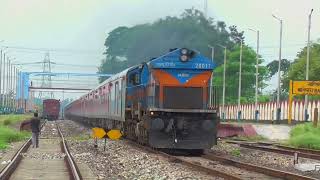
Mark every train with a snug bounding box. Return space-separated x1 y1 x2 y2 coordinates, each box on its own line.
65 48 219 150
43 99 60 121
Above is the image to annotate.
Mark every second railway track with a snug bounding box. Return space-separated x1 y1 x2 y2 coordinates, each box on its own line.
127 140 317 180
0 121 82 180
225 140 320 161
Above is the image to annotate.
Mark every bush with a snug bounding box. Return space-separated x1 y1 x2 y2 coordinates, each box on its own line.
0 114 32 126
0 126 31 149
3 119 12 126
289 123 320 150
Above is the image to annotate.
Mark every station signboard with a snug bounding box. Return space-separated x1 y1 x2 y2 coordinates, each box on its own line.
291 81 320 95
288 80 320 124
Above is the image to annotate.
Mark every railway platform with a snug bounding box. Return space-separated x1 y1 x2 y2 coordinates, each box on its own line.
218 121 292 140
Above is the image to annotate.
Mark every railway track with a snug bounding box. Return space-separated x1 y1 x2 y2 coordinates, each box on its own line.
127 140 316 179
203 151 317 180
0 121 82 180
225 140 320 161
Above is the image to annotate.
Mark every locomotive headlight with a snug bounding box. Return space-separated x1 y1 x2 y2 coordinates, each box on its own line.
180 55 188 62
181 48 188 55
180 48 189 62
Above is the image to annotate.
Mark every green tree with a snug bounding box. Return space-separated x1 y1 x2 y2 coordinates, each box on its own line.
99 8 236 79
229 25 244 43
213 45 269 104
267 59 291 78
98 55 128 82
282 42 320 94
98 8 270 104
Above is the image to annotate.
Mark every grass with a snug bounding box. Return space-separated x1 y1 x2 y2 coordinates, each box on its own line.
0 126 30 149
231 149 241 157
0 114 32 126
288 123 320 150
0 114 32 149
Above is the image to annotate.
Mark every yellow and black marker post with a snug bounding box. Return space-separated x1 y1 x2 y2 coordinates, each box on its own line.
92 128 123 151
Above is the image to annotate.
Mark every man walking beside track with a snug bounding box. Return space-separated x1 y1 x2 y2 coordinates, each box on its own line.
30 112 40 148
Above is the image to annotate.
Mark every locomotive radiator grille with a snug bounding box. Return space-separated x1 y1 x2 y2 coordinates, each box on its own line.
163 87 203 109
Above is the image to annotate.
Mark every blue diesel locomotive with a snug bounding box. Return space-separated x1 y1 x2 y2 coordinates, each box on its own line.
64 48 219 150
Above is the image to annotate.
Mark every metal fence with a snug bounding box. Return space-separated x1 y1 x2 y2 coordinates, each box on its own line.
220 100 320 121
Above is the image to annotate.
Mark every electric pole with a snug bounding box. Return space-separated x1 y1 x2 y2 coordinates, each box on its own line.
272 14 283 123
305 9 313 121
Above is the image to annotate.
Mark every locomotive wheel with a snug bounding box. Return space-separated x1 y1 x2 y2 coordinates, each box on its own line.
135 122 148 145
124 121 137 140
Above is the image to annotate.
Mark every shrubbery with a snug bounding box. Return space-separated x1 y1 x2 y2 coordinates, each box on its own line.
0 114 32 126
0 126 30 149
289 123 320 150
0 114 32 149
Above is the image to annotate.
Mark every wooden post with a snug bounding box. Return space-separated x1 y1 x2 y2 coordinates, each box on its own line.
314 108 318 127
288 80 293 125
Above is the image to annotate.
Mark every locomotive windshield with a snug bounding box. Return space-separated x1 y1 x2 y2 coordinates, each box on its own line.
163 86 203 109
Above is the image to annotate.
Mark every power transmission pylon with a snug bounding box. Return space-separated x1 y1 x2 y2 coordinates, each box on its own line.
38 52 54 99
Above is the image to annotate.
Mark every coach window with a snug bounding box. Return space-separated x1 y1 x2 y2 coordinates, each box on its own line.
115 82 119 114
109 83 114 112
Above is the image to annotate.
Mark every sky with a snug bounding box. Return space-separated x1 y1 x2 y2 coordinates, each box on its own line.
0 0 319 99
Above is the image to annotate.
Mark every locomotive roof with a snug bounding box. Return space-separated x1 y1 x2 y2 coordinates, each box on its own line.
147 48 216 70
43 99 60 102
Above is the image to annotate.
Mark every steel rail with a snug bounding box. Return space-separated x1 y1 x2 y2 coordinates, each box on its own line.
56 122 82 180
0 121 46 180
226 140 320 161
274 144 320 156
0 138 31 179
126 141 241 180
227 140 320 156
203 151 317 180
